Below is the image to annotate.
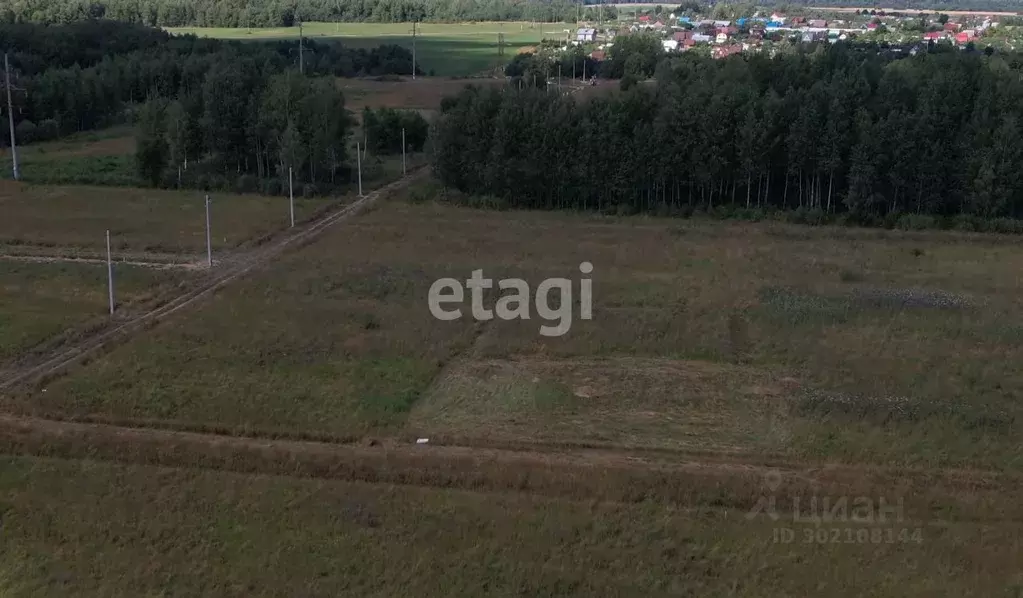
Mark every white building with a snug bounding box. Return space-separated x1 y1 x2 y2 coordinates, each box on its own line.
576 28 597 42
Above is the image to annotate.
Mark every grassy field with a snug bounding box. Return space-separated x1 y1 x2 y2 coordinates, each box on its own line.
0 180 339 258
3 175 1023 593
6 181 1021 471
0 455 1020 597
167 21 557 76
0 261 192 368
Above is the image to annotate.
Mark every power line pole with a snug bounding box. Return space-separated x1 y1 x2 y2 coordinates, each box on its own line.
401 128 407 175
289 167 295 227
106 230 114 315
205 195 212 268
4 53 19 181
411 21 417 79
356 141 363 197
298 17 304 74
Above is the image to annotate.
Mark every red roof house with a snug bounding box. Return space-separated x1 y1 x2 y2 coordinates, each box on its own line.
638 15 651 22
956 30 977 44
944 22 961 31
924 31 943 41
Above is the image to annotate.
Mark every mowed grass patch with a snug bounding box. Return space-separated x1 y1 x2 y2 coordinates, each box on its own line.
169 21 552 76
410 357 792 453
0 261 192 366
0 180 337 256
0 455 1021 597
384 197 1023 468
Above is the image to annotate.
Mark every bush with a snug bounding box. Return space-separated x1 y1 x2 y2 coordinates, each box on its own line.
235 174 259 194
15 120 37 145
896 213 937 231
37 119 60 142
302 183 319 198
262 178 283 196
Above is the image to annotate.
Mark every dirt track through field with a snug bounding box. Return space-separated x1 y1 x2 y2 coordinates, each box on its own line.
0 169 427 392
1 412 1020 523
0 254 205 270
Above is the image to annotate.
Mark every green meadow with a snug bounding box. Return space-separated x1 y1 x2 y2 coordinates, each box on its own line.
166 21 566 76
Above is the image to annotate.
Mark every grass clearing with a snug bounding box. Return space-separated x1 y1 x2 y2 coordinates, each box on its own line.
0 455 1020 597
0 180 338 257
0 261 192 367
168 21 557 76
7 185 1023 470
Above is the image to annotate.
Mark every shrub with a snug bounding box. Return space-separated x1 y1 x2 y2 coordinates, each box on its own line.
235 174 259 194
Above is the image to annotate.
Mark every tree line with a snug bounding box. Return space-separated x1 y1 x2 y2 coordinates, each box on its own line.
0 21 417 145
434 42 1023 227
1 0 585 27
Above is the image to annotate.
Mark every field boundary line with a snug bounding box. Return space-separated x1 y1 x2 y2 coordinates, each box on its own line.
0 254 204 270
0 413 1021 523
0 169 427 392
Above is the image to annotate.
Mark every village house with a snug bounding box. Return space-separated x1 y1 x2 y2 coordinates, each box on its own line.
713 43 743 59
956 30 977 44
808 19 827 29
576 28 597 42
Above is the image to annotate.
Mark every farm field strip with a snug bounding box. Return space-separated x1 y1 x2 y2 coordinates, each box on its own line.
0 254 205 270
0 168 427 393
3 454 1021 597
1 413 1021 524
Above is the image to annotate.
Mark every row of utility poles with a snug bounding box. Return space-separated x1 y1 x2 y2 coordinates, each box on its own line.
104 129 410 315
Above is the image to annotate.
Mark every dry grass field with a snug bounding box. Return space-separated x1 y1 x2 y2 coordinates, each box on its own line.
0 180 340 259
2 175 1023 594
0 454 1021 597
11 186 1021 469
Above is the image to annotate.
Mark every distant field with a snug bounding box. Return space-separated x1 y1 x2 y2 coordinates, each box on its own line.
8 181 1022 471
167 21 562 76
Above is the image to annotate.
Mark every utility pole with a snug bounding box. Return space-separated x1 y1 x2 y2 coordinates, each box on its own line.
106 230 114 315
289 167 295 227
4 53 19 181
298 16 304 74
411 21 417 80
205 195 212 268
401 128 406 175
356 141 363 197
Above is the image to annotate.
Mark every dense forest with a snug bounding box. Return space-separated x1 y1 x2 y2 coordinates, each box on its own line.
0 0 585 27
0 20 416 144
434 42 1023 226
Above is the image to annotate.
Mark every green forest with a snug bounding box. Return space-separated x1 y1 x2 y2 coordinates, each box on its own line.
0 20 421 192
0 0 585 27
434 42 1023 228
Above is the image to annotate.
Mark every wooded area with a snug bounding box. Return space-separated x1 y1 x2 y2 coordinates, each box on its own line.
435 43 1023 226
0 21 415 142
0 0 585 27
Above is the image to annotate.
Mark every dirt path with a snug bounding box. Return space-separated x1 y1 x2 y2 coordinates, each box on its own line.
1 412 1020 523
0 254 205 270
0 169 427 392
